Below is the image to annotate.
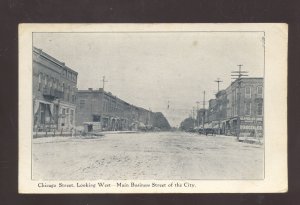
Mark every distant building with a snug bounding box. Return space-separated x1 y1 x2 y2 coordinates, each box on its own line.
32 47 78 132
76 88 154 131
196 108 207 127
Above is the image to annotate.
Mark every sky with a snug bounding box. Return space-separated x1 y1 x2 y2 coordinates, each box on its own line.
33 32 264 127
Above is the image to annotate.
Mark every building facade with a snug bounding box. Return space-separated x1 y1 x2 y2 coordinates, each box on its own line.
197 78 264 138
225 78 263 137
76 88 154 131
32 47 78 132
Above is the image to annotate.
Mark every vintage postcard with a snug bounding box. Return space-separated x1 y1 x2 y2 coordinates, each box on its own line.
19 23 287 193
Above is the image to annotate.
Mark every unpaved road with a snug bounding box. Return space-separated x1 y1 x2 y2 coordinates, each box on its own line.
32 131 264 180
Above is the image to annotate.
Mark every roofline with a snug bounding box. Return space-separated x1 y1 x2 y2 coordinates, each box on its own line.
33 46 78 75
76 89 152 112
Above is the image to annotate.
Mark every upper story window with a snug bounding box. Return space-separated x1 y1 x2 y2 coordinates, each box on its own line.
257 86 263 98
38 73 42 83
49 78 53 88
38 73 42 91
44 75 48 87
257 102 263 116
245 102 251 116
80 100 85 109
53 79 57 89
245 86 251 98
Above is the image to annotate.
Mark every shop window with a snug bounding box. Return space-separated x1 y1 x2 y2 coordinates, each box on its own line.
40 103 45 124
93 115 101 122
70 110 74 125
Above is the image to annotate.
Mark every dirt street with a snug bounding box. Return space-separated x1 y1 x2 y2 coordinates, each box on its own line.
32 131 264 180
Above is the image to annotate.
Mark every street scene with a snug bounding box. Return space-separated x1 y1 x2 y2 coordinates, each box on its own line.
32 31 264 180
33 131 263 180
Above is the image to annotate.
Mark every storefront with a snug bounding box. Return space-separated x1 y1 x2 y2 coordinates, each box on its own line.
239 116 263 138
33 99 75 132
33 99 57 132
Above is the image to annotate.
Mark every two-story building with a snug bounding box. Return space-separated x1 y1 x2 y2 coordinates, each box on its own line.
76 88 154 131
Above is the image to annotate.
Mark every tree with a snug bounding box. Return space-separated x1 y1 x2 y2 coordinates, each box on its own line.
152 112 171 131
179 117 196 131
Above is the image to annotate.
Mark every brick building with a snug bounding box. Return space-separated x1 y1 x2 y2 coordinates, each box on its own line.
76 88 154 131
197 78 263 138
225 78 263 137
32 47 78 133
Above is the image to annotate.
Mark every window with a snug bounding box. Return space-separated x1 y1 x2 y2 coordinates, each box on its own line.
38 73 42 91
245 87 251 98
257 86 263 98
53 79 56 89
68 85 70 101
245 102 251 115
70 110 74 125
257 102 263 116
80 100 85 109
45 75 48 87
93 115 101 122
49 78 53 88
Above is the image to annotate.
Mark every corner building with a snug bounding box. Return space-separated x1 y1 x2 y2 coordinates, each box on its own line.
198 77 264 138
224 78 264 137
32 47 78 132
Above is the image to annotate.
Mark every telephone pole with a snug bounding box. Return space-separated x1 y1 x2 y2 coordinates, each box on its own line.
192 107 196 128
202 91 206 129
102 76 108 91
196 101 200 127
214 78 223 92
231 64 248 141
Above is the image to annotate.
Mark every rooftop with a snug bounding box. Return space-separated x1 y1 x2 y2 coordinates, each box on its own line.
33 47 78 75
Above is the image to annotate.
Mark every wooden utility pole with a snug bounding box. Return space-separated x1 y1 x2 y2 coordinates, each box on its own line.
192 107 196 128
214 78 223 92
196 101 200 127
231 64 248 141
102 76 108 90
202 91 206 129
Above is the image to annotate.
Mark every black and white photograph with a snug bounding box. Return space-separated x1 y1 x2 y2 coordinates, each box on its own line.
19 24 287 193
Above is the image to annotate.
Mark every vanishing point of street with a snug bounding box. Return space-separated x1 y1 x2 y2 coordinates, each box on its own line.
32 131 264 180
